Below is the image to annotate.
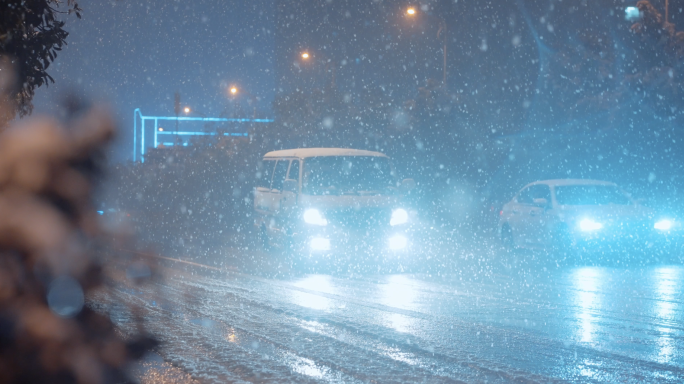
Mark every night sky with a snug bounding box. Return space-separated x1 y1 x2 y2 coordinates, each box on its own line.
28 0 684 166
32 0 276 161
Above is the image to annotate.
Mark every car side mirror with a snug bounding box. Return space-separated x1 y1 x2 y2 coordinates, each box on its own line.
532 198 549 208
401 178 416 192
283 179 298 194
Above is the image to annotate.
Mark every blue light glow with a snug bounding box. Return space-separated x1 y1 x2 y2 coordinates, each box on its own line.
654 219 673 231
625 6 640 21
133 108 273 162
390 208 409 226
310 237 331 251
579 219 603 232
388 235 408 250
303 209 328 226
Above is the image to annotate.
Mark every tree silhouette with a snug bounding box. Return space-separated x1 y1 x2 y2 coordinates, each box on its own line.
0 0 81 125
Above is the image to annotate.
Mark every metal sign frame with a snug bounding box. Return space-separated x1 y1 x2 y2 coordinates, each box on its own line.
133 108 273 162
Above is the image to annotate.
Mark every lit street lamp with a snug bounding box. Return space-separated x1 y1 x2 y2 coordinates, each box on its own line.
183 106 206 117
228 85 258 118
406 7 448 86
301 52 310 60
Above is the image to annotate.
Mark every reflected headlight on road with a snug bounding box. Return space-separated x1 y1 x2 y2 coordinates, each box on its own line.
579 218 603 232
303 209 328 226
310 237 331 251
390 208 409 226
654 219 674 231
388 235 408 250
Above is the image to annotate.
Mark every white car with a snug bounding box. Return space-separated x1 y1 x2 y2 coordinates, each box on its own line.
253 148 415 258
498 179 678 252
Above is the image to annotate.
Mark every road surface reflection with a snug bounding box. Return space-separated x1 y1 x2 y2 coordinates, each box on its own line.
378 275 420 333
653 266 681 364
571 267 605 344
289 274 336 311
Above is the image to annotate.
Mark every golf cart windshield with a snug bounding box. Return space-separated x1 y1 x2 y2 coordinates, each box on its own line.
302 156 395 195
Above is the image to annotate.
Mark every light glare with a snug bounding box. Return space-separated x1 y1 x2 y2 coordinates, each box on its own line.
654 219 673 231
625 6 640 21
310 237 331 251
303 209 328 226
579 219 603 232
388 235 408 250
407 7 416 15
390 208 409 226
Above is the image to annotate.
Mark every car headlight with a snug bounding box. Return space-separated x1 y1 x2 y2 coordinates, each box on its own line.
579 218 603 232
303 209 328 226
390 208 409 226
654 219 674 231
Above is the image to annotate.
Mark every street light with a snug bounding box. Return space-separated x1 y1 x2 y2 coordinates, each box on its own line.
405 7 448 86
183 106 206 117
301 52 310 60
228 85 258 118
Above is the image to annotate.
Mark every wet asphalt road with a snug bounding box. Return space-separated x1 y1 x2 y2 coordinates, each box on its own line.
94 244 684 383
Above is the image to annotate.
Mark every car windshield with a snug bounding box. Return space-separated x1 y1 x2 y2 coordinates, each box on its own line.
302 156 394 195
554 185 632 205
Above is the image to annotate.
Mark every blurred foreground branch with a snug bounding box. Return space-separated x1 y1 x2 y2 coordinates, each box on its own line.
0 64 155 384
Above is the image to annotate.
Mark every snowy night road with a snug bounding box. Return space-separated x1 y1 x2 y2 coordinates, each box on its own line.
94 248 684 383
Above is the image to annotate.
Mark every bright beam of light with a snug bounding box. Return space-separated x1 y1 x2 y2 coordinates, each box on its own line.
579 219 603 232
655 219 673 231
310 237 330 251
390 209 409 226
388 235 408 250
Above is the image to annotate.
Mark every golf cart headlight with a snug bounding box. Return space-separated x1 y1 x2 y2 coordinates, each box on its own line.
390 208 409 226
579 218 603 232
303 209 328 226
654 219 674 231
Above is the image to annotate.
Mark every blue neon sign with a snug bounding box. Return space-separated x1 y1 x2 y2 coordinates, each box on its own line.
133 108 273 162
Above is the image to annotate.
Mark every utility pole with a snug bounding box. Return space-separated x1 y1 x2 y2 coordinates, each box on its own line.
438 19 447 86
666 0 669 23
174 92 181 133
